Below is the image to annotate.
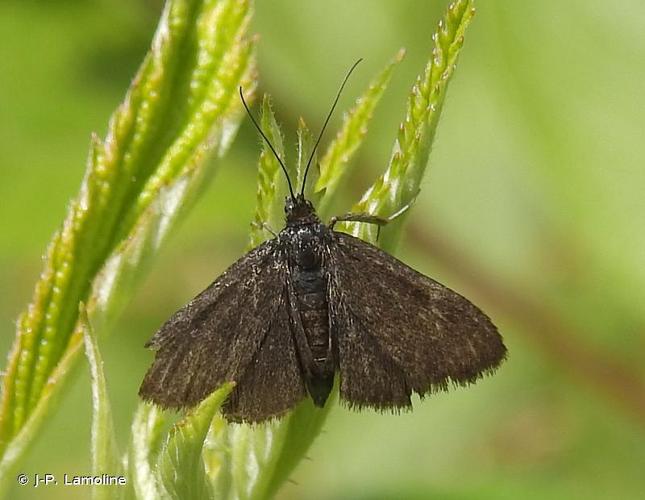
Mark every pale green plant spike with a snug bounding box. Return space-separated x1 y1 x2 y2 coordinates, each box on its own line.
202 415 234 497
296 118 316 199
315 48 406 217
158 384 235 500
0 0 256 486
340 0 475 250
81 304 123 500
249 95 286 249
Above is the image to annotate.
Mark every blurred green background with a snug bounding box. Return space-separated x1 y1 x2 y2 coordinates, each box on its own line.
1 0 644 498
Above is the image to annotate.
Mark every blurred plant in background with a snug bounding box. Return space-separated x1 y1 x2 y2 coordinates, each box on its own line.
1 0 644 499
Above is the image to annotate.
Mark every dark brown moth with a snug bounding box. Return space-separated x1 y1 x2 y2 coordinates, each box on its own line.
139 61 506 422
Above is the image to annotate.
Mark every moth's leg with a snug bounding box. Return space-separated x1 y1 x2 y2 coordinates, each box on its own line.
250 221 278 238
329 199 414 238
329 213 388 229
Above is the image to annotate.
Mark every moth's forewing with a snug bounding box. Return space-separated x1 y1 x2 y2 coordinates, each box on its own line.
139 238 306 422
223 287 307 422
326 231 506 410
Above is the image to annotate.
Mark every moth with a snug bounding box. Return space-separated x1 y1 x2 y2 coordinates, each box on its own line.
139 61 507 422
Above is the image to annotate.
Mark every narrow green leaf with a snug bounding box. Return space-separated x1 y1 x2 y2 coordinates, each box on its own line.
296 118 316 200
129 404 167 500
81 304 123 500
249 95 286 249
340 0 476 250
0 0 256 487
158 384 234 500
315 48 406 217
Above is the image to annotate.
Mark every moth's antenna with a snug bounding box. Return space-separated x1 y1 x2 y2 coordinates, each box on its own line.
300 58 363 196
239 87 296 200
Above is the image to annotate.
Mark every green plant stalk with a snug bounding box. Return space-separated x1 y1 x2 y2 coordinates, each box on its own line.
220 102 335 500
0 0 256 492
217 2 476 497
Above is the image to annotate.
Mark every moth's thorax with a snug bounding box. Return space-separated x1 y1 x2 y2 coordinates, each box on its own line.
281 223 325 269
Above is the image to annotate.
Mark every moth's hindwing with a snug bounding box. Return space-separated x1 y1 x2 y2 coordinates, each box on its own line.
326 231 506 410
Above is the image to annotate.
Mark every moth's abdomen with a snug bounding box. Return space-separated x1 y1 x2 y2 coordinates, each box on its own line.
292 265 334 406
284 223 335 407
288 226 330 363
294 268 330 365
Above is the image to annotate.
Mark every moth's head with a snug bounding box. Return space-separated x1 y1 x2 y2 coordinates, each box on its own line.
285 194 319 225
